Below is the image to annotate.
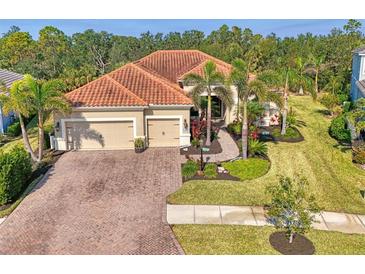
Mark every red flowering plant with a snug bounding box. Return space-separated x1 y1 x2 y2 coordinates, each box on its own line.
249 125 259 140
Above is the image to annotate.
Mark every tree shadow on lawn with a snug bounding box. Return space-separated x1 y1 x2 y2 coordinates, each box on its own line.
314 109 332 117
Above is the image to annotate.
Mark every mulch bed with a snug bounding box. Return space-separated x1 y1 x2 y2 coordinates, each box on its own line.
269 232 315 255
180 137 222 155
258 126 304 143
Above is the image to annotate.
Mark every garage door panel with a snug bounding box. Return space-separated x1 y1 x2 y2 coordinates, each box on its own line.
66 121 134 150
148 119 180 147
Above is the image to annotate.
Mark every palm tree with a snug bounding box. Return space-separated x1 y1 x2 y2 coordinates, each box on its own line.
324 74 343 95
230 59 283 159
22 75 70 162
306 54 326 95
0 80 38 161
183 60 233 146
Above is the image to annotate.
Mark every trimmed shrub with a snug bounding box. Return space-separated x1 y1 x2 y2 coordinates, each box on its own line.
0 146 32 205
203 163 218 179
6 120 21 137
329 115 351 143
182 160 199 180
227 122 242 135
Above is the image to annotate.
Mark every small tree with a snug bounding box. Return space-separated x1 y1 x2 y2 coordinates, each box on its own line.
266 176 320 244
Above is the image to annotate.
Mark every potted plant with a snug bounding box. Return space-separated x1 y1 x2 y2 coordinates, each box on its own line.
134 138 145 153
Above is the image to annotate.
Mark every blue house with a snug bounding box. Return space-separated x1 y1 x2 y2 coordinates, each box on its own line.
351 46 365 101
0 69 23 134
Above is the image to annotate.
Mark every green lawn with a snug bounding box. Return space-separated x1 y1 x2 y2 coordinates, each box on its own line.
168 96 365 214
222 158 270 181
0 116 52 153
173 225 365 255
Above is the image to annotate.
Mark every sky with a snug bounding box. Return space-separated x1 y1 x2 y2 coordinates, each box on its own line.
1 19 365 39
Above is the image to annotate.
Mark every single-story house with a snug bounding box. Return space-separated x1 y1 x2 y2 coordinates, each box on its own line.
350 46 365 101
53 50 277 151
0 69 23 134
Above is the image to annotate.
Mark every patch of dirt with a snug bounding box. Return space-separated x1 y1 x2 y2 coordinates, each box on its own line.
269 231 315 255
180 138 222 155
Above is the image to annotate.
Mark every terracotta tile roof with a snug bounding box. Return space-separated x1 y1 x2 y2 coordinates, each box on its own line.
135 50 232 82
65 75 148 107
66 50 236 108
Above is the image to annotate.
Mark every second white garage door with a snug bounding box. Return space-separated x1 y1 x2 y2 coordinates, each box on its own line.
147 119 180 147
66 121 134 150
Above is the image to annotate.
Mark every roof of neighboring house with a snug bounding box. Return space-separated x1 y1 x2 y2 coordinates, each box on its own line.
353 46 365 54
66 50 234 108
0 69 23 88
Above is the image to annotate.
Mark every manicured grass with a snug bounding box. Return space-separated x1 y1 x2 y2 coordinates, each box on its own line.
173 225 365 255
222 158 270 181
168 96 365 214
272 126 301 139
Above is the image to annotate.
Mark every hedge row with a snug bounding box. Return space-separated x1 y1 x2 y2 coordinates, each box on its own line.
0 146 32 205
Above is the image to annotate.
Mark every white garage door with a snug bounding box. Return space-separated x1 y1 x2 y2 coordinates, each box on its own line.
147 119 180 147
66 121 134 150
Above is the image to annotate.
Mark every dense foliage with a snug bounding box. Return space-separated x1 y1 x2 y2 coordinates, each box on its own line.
0 146 32 205
329 115 352 143
5 119 21 137
0 20 363 96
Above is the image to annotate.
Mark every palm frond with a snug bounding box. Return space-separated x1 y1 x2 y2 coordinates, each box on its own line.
213 85 234 110
183 73 205 86
190 83 206 109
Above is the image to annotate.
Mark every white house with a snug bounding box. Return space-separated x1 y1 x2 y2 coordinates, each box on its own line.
350 46 365 101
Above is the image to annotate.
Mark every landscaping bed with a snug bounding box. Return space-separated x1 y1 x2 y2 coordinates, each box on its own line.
181 163 240 182
180 137 222 155
258 126 304 143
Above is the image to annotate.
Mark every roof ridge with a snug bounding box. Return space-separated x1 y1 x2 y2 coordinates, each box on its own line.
105 75 148 106
128 63 191 102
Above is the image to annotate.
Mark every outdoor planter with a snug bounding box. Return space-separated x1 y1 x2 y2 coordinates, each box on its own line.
134 138 145 153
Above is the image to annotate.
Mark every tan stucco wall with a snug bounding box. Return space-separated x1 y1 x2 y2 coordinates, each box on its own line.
54 109 145 138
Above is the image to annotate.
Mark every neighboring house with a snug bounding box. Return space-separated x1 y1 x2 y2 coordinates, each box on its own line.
53 50 275 151
0 69 23 134
351 46 365 101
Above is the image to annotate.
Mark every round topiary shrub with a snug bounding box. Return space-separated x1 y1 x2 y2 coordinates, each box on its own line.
329 115 351 143
203 163 218 179
0 146 32 205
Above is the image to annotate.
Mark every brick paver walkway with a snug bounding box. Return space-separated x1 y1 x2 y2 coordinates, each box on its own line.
0 149 184 255
181 127 239 163
167 204 365 234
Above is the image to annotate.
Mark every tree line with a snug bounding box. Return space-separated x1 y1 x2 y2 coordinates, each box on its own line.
0 20 364 95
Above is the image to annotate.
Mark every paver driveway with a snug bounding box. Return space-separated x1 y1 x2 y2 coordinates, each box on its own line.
0 148 184 254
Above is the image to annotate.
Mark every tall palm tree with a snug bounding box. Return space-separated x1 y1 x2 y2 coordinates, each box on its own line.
306 54 326 95
0 79 38 161
184 60 233 146
230 59 283 159
22 75 70 162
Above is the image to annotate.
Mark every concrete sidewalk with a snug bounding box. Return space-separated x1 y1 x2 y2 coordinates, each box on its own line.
167 204 365 234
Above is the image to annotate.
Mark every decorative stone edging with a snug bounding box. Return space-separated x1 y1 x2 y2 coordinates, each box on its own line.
167 204 365 235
